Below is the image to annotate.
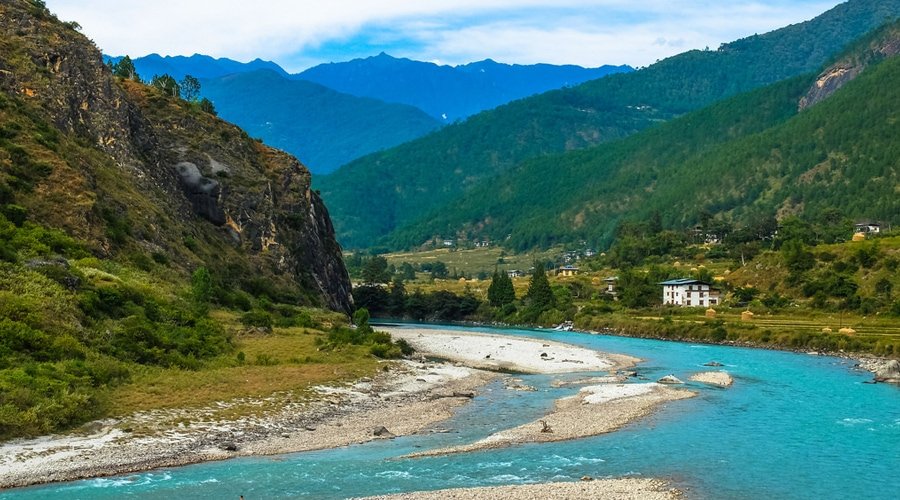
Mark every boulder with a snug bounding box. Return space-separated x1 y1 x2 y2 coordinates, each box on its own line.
657 374 684 384
874 360 900 383
373 426 395 437
220 441 238 451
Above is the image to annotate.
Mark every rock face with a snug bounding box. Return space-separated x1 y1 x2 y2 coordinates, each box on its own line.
799 23 900 110
0 1 352 313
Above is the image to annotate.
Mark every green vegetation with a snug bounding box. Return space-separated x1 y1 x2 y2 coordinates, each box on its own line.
358 233 900 357
319 0 900 248
0 0 369 441
386 23 900 252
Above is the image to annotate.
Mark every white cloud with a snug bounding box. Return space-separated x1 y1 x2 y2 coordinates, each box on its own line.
45 0 840 71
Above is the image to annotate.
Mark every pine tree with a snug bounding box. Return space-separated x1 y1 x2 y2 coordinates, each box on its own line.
525 261 555 312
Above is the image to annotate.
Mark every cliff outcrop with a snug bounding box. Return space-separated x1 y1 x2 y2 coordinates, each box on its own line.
0 0 351 312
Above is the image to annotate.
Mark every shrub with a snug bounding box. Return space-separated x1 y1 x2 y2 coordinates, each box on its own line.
241 309 273 329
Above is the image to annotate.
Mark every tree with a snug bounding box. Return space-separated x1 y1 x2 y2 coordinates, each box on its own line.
180 75 201 102
190 267 213 314
782 239 815 272
387 278 407 316
198 97 217 116
524 261 555 312
487 270 516 307
151 74 180 98
399 262 416 281
362 255 390 284
112 55 139 81
430 261 448 279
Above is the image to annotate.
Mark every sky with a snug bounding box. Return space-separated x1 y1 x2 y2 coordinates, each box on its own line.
45 0 841 72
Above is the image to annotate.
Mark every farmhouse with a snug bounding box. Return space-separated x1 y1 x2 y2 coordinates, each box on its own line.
660 278 720 307
854 221 880 234
604 276 618 296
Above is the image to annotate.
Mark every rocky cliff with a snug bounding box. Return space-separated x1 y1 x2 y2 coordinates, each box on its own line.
799 21 900 110
0 0 352 313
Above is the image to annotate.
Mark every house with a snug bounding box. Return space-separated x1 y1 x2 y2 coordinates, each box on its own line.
557 265 580 277
660 278 720 307
442 239 455 247
603 276 618 296
507 269 525 278
854 221 880 234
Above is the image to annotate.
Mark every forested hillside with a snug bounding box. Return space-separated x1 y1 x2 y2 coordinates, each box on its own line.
318 0 900 249
201 70 441 174
388 22 900 251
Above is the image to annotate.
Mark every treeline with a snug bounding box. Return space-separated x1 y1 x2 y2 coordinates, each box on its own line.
107 56 216 115
346 253 488 283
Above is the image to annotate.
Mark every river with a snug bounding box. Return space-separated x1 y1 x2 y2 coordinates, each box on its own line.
4 323 899 499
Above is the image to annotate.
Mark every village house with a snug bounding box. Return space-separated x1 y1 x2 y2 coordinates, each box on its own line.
604 276 618 296
557 265 580 277
507 269 525 278
660 278 720 307
854 221 881 234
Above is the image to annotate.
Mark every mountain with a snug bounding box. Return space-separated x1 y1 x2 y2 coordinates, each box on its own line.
296 52 632 121
318 0 900 249
104 53 290 80
0 0 355 437
387 21 900 251
199 70 441 174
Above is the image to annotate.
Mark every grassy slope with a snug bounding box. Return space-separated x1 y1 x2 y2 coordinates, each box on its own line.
318 0 900 248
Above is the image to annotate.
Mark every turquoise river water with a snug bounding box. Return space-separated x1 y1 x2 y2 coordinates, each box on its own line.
3 323 899 499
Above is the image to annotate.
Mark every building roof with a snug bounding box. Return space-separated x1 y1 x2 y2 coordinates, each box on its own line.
559 265 579 270
659 278 714 286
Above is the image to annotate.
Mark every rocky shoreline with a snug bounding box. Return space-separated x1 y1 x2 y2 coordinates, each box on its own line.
407 383 694 458
355 478 683 499
0 361 496 490
381 321 898 383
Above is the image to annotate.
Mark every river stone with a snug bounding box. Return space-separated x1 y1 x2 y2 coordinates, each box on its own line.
874 360 900 383
373 426 395 437
657 374 684 384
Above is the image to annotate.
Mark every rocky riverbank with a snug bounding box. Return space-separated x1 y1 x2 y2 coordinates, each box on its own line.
408 382 695 457
0 361 496 489
356 478 683 499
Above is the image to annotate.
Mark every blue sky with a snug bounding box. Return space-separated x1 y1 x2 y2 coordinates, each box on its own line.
45 0 841 72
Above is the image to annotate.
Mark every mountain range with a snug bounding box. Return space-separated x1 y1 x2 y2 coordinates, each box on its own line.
200 70 441 174
111 53 629 174
317 0 900 250
295 53 633 121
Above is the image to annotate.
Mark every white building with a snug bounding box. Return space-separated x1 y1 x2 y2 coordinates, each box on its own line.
854 221 881 234
660 279 720 307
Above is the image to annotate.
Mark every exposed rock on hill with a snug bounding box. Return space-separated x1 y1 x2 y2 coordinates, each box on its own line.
0 0 351 312
799 22 900 109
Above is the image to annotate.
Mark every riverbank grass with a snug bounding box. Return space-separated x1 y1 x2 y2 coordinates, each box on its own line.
107 310 384 417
